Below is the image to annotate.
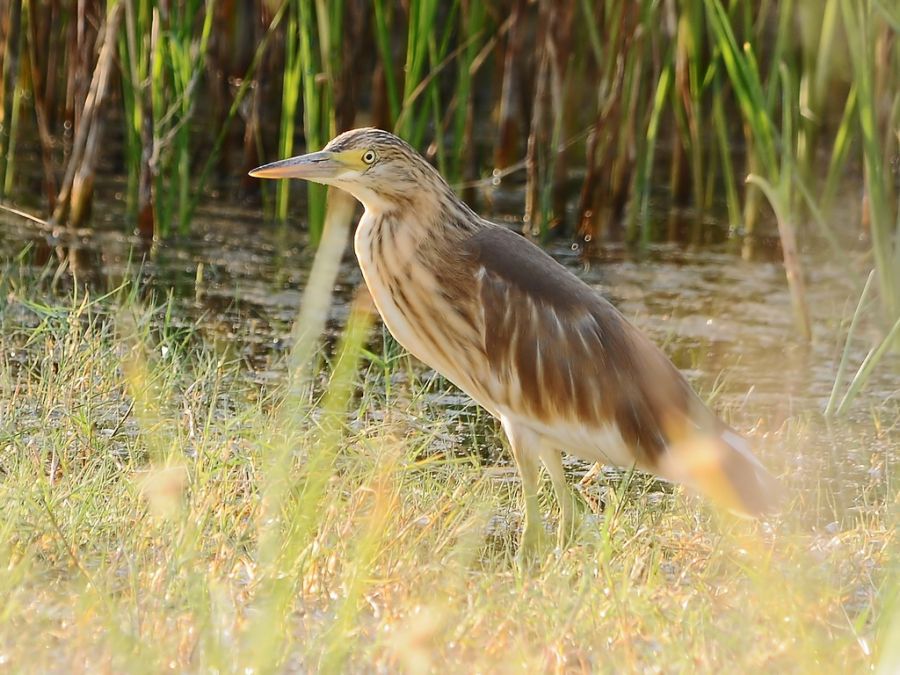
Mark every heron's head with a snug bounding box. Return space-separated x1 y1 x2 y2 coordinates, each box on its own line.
249 127 448 214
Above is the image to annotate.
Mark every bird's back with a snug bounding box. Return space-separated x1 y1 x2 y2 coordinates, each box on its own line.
463 226 698 463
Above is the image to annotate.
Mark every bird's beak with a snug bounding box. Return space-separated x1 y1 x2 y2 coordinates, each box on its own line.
248 151 344 183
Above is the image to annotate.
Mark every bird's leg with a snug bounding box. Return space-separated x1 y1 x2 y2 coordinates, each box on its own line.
539 448 579 548
503 423 548 560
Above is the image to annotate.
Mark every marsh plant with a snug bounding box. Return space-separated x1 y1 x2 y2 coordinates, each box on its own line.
0 251 895 671
0 1 897 670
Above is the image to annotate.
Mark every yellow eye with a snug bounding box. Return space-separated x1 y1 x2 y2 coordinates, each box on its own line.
362 149 376 164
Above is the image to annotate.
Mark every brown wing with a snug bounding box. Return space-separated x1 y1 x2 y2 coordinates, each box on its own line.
464 226 712 468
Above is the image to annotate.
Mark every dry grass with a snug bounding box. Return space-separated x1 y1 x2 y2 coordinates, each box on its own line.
0 267 895 673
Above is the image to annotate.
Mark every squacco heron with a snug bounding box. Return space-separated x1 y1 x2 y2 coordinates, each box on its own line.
250 128 777 553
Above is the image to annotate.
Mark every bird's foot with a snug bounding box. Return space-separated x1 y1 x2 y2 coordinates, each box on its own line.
554 489 587 550
516 518 552 569
556 508 578 551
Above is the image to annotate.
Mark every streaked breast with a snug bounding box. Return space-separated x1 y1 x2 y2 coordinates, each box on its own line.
354 212 493 410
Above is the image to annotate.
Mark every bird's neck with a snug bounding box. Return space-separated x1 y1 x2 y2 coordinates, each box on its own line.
355 185 483 239
347 185 405 217
354 196 482 291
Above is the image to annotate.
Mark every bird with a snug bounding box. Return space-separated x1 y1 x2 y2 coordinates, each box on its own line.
250 127 778 554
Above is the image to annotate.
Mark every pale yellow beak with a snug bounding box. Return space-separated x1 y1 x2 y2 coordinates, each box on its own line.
248 151 343 182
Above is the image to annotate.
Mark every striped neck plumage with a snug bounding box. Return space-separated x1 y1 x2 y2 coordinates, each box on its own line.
355 181 484 236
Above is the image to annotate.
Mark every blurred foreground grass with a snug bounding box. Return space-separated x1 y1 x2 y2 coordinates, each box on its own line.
0 264 896 673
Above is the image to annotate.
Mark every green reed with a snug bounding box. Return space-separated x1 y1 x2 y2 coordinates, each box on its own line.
0 69 22 199
821 85 859 213
394 0 440 145
0 0 897 336
823 263 900 418
675 0 709 216
840 0 899 328
190 4 290 225
396 0 460 155
372 0 400 126
118 0 151 226
795 0 840 190
157 0 215 236
289 0 344 244
0 0 22 197
633 59 672 244
706 0 814 341
712 80 743 233
371 0 486 185
117 0 216 237
275 1 303 224
447 0 486 182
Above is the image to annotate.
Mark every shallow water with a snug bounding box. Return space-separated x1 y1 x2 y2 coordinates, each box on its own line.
1 185 897 528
